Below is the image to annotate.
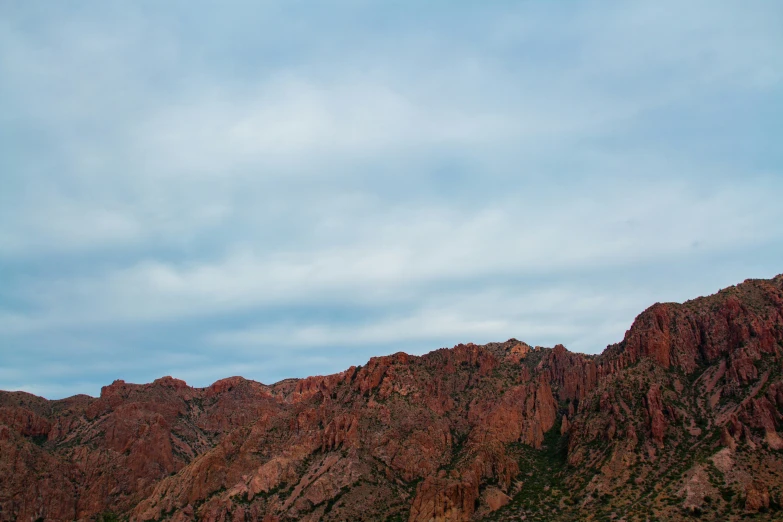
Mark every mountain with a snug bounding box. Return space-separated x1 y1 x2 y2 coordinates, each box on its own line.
2 274 783 521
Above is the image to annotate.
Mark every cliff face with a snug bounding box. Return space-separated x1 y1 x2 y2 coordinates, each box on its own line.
1 275 782 521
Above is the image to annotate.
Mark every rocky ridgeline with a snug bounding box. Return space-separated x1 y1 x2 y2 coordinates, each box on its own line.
1 274 782 521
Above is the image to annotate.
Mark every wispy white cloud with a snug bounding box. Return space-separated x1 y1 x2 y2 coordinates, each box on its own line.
1 1 781 398
4 174 781 336
206 284 637 350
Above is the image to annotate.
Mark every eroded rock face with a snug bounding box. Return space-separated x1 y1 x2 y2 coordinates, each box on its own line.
611 277 783 376
645 384 667 446
1 274 783 521
745 481 771 512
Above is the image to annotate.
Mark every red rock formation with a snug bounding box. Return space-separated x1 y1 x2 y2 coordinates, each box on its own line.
1 273 783 521
745 481 770 512
645 384 667 446
608 276 783 376
0 406 51 438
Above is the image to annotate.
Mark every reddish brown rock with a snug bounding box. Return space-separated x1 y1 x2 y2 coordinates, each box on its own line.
0 406 51 438
1 274 783 521
561 414 570 435
646 384 667 446
482 486 511 512
745 480 770 511
409 470 479 522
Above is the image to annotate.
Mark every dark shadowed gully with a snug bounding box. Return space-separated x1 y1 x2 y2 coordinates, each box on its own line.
2 275 783 521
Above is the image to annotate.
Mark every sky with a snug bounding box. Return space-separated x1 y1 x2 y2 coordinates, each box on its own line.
1 1 782 399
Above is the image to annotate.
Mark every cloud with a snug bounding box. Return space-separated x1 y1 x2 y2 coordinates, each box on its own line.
132 76 519 177
206 284 637 350
4 173 781 337
0 1 781 398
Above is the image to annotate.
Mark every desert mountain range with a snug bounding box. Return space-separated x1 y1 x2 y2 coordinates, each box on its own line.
2 274 783 521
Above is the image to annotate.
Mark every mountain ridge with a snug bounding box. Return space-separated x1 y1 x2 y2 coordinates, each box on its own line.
2 273 782 521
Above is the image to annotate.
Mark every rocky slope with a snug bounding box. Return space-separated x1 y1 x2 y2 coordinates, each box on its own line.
1 274 782 521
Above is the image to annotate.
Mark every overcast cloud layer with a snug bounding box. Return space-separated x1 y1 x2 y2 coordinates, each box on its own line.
1 1 782 399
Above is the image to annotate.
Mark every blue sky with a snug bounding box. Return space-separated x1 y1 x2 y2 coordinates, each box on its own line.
1 2 782 399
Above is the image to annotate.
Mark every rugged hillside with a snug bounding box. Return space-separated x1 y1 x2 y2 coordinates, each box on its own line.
1 274 782 521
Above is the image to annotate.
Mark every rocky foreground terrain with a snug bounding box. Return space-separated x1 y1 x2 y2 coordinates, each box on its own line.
2 274 783 521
